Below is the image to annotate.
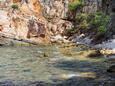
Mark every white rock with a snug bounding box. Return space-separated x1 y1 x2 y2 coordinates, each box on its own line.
95 39 115 49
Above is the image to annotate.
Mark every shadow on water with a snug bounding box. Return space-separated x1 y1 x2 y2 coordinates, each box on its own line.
53 60 107 72
0 77 115 86
0 59 114 86
0 69 114 85
7 57 111 86
51 60 115 86
0 79 96 86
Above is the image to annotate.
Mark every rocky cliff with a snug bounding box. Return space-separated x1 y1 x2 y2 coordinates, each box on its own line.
0 0 73 44
0 0 108 44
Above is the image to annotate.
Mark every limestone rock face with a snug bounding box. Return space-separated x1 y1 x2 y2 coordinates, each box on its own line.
40 0 68 18
39 0 73 38
27 17 46 38
0 0 73 44
32 0 43 16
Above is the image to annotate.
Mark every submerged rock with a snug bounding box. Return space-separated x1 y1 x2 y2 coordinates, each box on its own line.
87 50 102 58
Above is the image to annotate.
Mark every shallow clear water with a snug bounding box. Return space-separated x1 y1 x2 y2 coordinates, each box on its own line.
0 45 114 86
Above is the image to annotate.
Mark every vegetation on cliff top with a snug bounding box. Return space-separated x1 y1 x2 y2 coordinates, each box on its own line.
67 0 110 43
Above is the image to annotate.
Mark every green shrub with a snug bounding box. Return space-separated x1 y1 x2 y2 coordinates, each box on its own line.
79 20 89 29
67 28 77 34
68 2 78 11
88 12 109 27
99 26 106 33
68 0 85 11
75 13 89 30
86 12 110 35
11 4 19 10
66 12 110 38
76 13 87 21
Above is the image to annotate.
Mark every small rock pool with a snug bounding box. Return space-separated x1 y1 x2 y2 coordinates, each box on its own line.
0 44 114 86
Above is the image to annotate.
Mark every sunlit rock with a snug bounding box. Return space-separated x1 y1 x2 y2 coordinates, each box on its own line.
0 0 73 44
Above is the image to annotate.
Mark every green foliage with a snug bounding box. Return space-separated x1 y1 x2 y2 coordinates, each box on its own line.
11 4 19 10
75 13 89 30
79 20 89 29
68 0 85 11
88 12 109 28
76 13 87 21
68 2 78 11
99 26 106 33
66 28 77 34
76 12 109 33
66 12 110 40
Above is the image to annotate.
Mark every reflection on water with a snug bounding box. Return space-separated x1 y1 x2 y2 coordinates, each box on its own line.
0 45 114 85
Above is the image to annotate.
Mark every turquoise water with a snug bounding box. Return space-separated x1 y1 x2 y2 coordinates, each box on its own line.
0 45 114 86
